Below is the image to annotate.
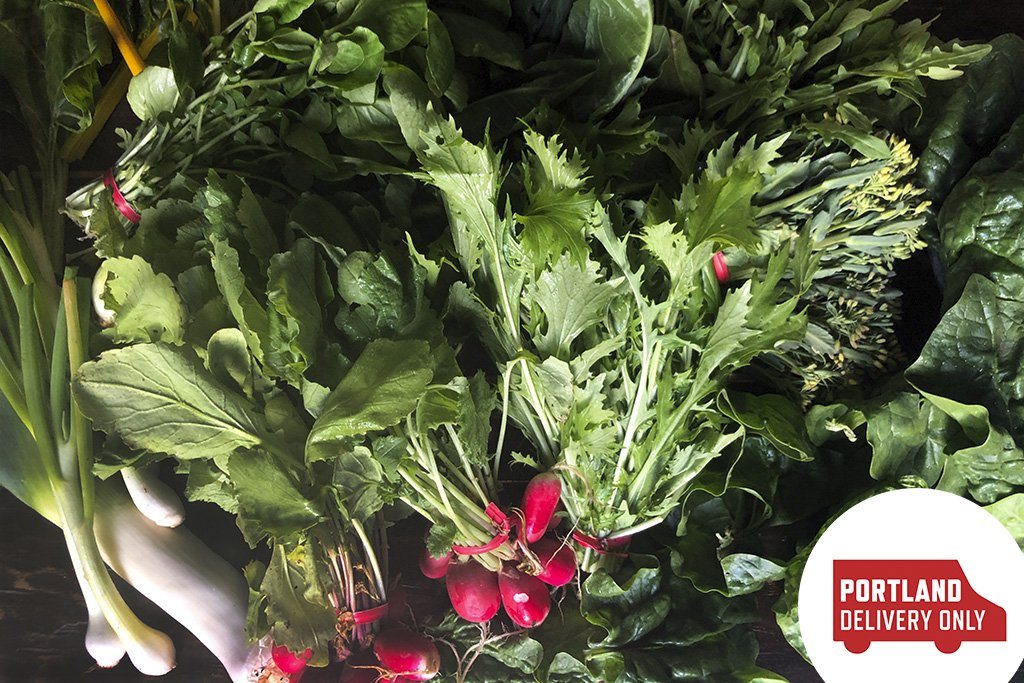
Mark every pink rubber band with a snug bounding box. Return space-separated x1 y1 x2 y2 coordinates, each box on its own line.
452 503 511 556
103 169 142 224
351 603 389 625
572 529 630 556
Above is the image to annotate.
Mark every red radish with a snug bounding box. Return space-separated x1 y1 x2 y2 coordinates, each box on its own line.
713 251 729 283
373 628 440 681
498 563 551 628
272 645 312 675
531 538 577 587
446 559 501 623
419 546 451 579
546 508 562 532
521 473 561 544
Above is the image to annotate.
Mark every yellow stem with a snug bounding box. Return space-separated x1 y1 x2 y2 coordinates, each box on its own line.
91 0 146 76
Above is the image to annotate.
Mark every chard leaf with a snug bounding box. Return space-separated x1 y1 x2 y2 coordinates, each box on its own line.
73 344 273 461
99 256 186 345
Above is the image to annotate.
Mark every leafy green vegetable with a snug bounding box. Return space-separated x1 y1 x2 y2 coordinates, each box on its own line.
74 344 280 463
97 256 187 345
430 555 780 683
126 66 179 120
917 34 1024 202
417 117 808 570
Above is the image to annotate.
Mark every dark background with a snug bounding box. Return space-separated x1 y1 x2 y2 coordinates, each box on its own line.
2 1 1023 681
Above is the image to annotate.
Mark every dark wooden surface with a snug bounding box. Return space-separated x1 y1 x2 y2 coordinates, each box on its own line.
2 1 1023 681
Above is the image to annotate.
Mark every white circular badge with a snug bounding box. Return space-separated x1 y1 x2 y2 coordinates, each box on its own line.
798 488 1024 683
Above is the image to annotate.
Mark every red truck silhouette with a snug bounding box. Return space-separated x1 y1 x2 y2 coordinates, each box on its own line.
833 559 1006 654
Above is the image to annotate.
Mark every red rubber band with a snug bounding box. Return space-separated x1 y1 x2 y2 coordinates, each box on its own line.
572 529 630 556
452 503 511 556
713 251 729 284
351 603 389 625
103 169 142 224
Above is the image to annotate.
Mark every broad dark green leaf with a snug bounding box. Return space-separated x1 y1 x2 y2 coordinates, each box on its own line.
564 0 653 117
73 344 272 461
229 450 323 542
306 339 433 460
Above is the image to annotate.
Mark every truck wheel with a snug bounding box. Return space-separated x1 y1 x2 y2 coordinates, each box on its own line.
844 640 870 654
935 640 961 654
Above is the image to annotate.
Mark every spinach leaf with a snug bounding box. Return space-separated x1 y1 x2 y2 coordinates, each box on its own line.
563 0 653 118
918 34 1024 202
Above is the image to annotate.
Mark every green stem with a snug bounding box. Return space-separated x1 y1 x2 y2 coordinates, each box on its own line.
442 425 489 506
63 275 94 522
350 519 386 602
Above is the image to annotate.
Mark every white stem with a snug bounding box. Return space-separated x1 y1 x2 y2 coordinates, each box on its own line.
91 264 114 327
82 580 127 668
92 480 256 683
53 484 176 676
122 465 185 528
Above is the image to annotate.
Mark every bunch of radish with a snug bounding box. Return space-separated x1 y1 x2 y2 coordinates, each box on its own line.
270 625 440 682
420 472 577 628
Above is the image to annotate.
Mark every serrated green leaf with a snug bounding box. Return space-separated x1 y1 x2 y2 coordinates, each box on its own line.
99 256 186 345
